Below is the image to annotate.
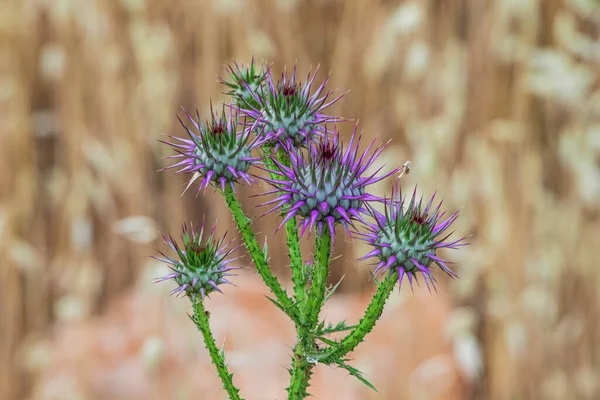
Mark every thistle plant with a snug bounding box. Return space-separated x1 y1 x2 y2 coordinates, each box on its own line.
154 60 468 399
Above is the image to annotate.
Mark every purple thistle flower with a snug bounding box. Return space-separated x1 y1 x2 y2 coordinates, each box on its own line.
234 64 345 149
259 125 400 243
160 104 263 194
358 184 468 292
153 218 242 299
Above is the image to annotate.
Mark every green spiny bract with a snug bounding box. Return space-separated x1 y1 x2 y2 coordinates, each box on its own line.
221 59 267 111
161 104 263 193
359 184 467 291
153 221 241 298
233 64 344 149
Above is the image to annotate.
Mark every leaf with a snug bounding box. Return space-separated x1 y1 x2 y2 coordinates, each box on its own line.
264 295 286 313
315 336 338 347
336 360 378 393
318 320 357 335
263 238 269 262
324 275 345 303
220 339 226 359
316 320 325 332
264 295 300 316
369 270 382 287
302 262 314 281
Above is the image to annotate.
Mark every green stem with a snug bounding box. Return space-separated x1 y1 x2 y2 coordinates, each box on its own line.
287 342 314 400
223 185 299 323
273 149 306 308
288 226 332 400
318 271 398 364
192 297 243 400
304 225 332 331
286 216 306 309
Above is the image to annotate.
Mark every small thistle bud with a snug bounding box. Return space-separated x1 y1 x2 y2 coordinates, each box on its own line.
161 104 262 193
221 59 267 110
260 125 400 243
153 221 240 299
236 65 344 149
359 185 468 291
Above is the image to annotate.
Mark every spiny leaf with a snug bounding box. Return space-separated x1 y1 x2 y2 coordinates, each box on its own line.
265 295 286 313
336 360 378 393
220 340 226 359
369 270 382 287
319 320 357 335
324 274 345 303
263 238 268 262
302 262 314 281
265 295 300 316
315 336 338 347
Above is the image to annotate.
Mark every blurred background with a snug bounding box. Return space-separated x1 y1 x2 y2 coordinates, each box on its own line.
1 0 599 399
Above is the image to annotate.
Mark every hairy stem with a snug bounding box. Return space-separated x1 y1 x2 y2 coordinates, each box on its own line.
192 297 243 400
319 271 398 363
223 185 299 323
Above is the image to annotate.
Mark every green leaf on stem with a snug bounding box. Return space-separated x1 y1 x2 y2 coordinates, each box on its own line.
318 320 357 335
336 360 378 393
324 275 345 303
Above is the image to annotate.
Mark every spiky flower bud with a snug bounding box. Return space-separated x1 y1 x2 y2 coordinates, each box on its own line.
161 104 262 193
359 185 468 290
235 65 343 149
261 125 399 243
153 221 240 298
221 59 267 110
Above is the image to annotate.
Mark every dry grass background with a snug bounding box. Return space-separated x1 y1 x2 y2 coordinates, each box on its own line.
1 0 599 399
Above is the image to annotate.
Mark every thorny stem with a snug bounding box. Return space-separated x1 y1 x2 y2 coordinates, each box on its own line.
287 341 314 400
264 147 306 309
288 224 332 400
305 224 332 331
192 297 243 400
318 271 398 364
223 185 299 324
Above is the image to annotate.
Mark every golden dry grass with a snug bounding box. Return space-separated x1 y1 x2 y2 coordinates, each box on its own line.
1 0 599 399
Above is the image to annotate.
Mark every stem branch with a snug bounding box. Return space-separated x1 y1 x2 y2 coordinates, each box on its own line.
319 271 398 363
192 297 242 400
305 225 332 331
265 148 306 308
223 185 299 323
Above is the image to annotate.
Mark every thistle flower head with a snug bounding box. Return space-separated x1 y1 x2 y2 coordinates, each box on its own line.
153 220 240 298
261 125 399 243
161 104 262 193
359 185 468 291
221 58 267 110
237 65 344 149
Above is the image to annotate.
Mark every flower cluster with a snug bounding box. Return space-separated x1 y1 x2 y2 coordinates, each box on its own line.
158 59 466 289
154 59 468 400
153 221 240 298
